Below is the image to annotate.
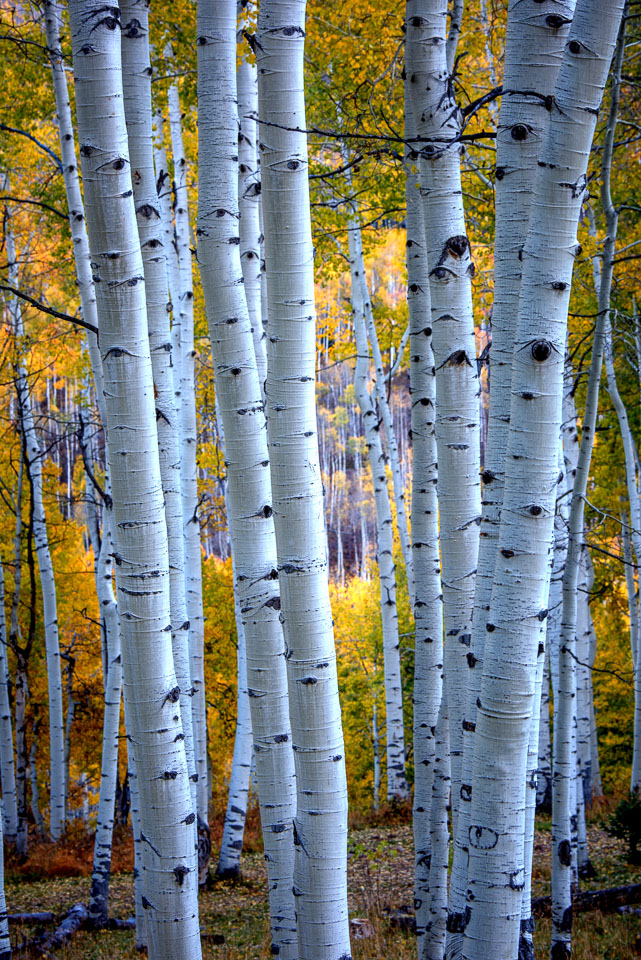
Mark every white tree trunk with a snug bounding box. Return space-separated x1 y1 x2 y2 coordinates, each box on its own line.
552 17 625 957
462 2 624 957
352 230 414 607
0 562 17 845
7 215 65 842
537 644 552 811
88 504 123 928
406 2 481 843
216 589 253 878
237 58 267 392
349 223 407 801
623 513 641 790
0 791 9 960
405 81 444 956
121 0 198 818
256 2 351 955
196 5 297 954
437 0 576 946
166 80 208 826
68 5 201 956
519 616 548 960
43 0 105 430
426 695 451 960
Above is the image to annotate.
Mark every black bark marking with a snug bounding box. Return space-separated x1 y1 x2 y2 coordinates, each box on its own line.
531 339 552 362
558 839 572 866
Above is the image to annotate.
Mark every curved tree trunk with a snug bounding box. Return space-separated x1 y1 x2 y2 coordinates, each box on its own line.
68 5 201 956
256 1 351 954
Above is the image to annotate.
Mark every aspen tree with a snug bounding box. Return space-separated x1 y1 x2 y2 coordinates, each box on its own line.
7 216 65 841
43 0 130 921
10 448 28 859
88 507 123 927
0 562 17 845
0 800 8 960
237 58 267 391
349 223 408 801
216 589 253 878
552 18 626 955
463 2 624 957
405 1 481 831
43 0 105 429
537 646 553 810
214 406 253 879
443 0 576 946
622 514 641 790
120 0 198 816
196 4 297 953
404 81 444 956
256 1 351 954
166 80 208 822
68 4 201 956
353 232 414 608
426 697 450 960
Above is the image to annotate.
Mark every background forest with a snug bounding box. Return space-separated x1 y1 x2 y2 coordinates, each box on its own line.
0 0 640 958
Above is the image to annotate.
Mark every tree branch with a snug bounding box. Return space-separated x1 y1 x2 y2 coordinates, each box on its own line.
0 285 98 336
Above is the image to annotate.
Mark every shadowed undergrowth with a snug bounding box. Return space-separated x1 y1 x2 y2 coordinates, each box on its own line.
6 812 641 958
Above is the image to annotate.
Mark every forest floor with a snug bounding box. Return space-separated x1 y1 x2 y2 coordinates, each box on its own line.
5 805 641 959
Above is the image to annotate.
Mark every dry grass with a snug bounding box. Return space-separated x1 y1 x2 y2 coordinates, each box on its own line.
6 812 641 959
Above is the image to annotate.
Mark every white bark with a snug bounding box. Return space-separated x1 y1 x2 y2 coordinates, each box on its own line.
88 504 123 928
217 590 253 878
0 563 17 845
353 234 414 607
426 695 450 960
406 2 481 839
520 619 548 960
623 513 641 790
237 58 267 392
68 5 201 956
552 17 625 957
0 788 9 960
405 81 444 956
442 0 576 946
462 2 624 957
121 0 197 817
43 0 105 430
7 214 65 842
349 224 407 801
153 110 181 330
124 692 147 951
166 82 208 825
10 449 27 859
537 643 552 811
196 6 297 955
256 2 351 955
